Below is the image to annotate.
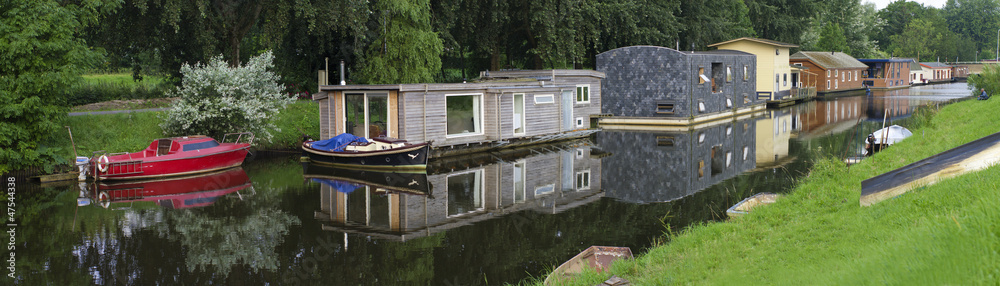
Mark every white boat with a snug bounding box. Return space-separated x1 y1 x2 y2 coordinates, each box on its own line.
865 125 912 156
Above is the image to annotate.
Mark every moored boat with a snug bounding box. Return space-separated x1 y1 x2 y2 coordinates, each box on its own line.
865 125 912 156
80 167 252 209
301 133 430 170
89 133 253 180
544 246 633 285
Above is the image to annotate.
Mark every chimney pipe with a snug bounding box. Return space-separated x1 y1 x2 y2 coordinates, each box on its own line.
340 60 346 85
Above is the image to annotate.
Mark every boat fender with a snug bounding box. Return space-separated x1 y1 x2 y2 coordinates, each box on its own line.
97 155 110 172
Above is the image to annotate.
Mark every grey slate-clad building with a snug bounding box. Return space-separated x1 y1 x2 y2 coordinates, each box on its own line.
596 46 759 120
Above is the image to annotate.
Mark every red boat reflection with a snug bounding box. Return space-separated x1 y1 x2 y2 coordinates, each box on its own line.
82 167 252 209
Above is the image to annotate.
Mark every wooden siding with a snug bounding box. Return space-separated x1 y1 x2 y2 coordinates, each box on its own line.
388 90 399 138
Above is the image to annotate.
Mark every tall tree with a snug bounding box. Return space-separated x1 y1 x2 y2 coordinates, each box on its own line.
745 0 820 45
890 19 936 59
816 22 849 53
0 0 121 173
678 0 755 50
356 0 443 84
944 0 1000 53
873 0 929 49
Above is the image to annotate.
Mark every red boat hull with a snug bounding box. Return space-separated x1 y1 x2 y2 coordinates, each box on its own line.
90 167 251 209
92 136 250 180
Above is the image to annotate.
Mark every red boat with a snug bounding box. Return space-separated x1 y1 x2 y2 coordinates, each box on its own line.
83 167 252 209
89 133 253 180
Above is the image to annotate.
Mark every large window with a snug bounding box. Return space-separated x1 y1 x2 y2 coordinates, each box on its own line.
576 85 590 104
446 94 482 137
513 161 526 203
513 93 525 135
447 170 484 217
344 92 388 138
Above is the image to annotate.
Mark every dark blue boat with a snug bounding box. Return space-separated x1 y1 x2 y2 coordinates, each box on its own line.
301 134 430 170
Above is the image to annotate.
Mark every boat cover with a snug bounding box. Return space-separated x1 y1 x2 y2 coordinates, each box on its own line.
871 125 912 145
311 178 364 193
311 133 368 152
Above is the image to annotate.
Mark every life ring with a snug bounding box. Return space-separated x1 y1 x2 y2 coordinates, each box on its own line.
97 155 109 173
98 191 110 209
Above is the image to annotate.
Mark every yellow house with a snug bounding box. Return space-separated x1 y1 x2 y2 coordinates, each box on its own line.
709 37 799 102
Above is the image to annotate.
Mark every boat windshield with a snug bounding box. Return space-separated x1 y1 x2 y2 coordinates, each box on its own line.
182 140 220 151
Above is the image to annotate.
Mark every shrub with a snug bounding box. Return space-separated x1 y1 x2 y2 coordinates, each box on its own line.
160 51 294 143
969 64 1000 97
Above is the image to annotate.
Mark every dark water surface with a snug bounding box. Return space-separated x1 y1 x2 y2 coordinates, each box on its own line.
15 83 972 285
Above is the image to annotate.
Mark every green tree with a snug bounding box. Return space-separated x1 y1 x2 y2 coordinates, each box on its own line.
678 0 755 50
816 22 849 53
890 19 936 59
356 0 443 84
160 51 294 142
944 0 1000 53
970 64 1000 97
0 0 120 173
873 0 930 49
745 0 820 45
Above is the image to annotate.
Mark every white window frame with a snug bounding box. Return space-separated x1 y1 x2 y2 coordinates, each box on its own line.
445 93 484 138
575 84 590 104
513 93 526 136
445 169 485 217
535 184 555 196
534 94 554 104
513 161 526 203
575 170 591 191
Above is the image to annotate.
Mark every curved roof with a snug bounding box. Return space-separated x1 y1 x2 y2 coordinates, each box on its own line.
790 52 867 69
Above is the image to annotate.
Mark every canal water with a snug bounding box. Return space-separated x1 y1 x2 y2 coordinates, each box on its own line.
16 83 973 285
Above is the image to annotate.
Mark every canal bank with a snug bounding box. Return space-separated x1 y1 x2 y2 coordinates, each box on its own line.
546 88 997 285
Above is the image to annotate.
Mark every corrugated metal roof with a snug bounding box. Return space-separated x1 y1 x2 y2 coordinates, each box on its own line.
708 37 799 48
790 52 867 69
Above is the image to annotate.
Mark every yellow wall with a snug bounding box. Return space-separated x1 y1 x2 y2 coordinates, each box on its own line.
717 41 793 94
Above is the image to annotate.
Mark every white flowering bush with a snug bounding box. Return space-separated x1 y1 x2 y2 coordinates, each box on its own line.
161 51 293 143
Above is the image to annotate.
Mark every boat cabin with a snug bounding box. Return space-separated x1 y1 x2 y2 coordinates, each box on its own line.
313 70 605 157
142 136 219 157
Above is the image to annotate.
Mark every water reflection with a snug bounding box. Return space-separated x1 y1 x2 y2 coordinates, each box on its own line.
599 118 757 204
307 139 604 242
80 167 253 209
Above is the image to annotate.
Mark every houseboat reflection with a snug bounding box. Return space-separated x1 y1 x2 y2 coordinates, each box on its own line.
598 116 757 204
310 139 604 241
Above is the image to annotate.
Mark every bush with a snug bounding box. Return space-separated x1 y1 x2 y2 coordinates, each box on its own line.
969 64 1000 97
64 80 173 106
160 51 294 143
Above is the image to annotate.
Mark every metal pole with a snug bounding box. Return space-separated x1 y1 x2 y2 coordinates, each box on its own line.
996 28 999 61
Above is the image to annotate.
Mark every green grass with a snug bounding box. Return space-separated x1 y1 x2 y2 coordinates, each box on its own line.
81 73 168 87
46 100 320 164
67 73 174 106
547 97 1000 285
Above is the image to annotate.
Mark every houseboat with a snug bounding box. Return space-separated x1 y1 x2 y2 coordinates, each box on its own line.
312 70 604 158
709 37 816 106
920 62 952 84
596 46 765 127
951 65 970 81
858 58 911 89
908 59 928 85
312 139 604 242
790 52 868 95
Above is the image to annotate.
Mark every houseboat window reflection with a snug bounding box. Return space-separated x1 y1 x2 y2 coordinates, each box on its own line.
447 169 484 217
514 161 526 203
576 170 591 190
535 184 555 196
446 94 483 136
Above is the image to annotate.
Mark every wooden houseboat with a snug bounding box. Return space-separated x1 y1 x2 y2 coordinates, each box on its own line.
708 37 815 106
920 62 952 83
951 65 970 81
312 139 604 242
312 70 604 158
858 58 911 89
596 46 765 127
790 52 868 95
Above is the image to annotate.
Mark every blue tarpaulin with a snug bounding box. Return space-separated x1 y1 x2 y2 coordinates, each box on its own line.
311 133 367 152
311 178 364 193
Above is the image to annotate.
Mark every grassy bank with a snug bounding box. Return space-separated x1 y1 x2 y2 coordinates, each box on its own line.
47 100 320 163
66 73 173 106
551 97 1000 285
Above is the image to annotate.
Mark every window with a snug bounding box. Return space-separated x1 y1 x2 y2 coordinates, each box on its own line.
743 146 749 161
847 71 851 81
712 63 723 93
743 66 749 81
534 94 554 104
698 160 705 178
575 85 590 104
698 101 706 113
447 169 484 217
656 136 675 146
726 66 732 82
656 101 675 114
835 69 839 76
783 73 788 87
513 161 526 203
827 70 830 77
576 117 585 128
535 184 555 196
513 93 525 135
827 80 831 89
699 68 706 84
576 170 591 190
446 94 482 137
344 92 389 138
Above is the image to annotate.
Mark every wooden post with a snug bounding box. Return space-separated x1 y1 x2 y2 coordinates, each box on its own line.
66 126 78 159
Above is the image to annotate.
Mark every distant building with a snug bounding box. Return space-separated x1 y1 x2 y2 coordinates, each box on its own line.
920 62 952 83
952 65 970 80
907 59 928 85
708 37 811 103
790 52 867 94
859 58 911 89
596 46 762 126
